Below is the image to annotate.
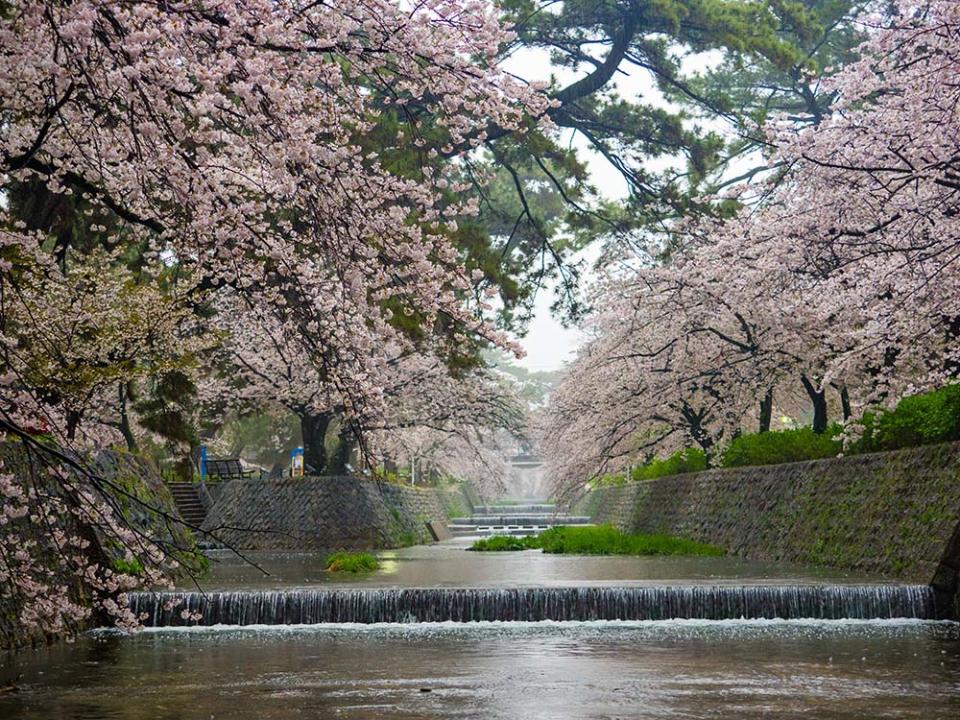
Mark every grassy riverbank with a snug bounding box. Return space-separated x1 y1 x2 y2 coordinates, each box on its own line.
469 525 724 557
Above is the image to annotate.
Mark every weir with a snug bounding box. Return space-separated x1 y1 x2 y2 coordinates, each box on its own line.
128 585 940 626
448 500 592 537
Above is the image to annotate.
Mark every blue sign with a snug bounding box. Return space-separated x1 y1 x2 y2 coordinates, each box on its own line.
290 446 305 477
199 446 208 480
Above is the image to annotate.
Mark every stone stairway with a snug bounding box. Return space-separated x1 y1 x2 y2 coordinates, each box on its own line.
168 483 207 528
449 501 592 537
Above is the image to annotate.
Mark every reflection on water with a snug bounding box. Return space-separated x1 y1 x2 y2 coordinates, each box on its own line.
194 540 888 591
2 620 958 719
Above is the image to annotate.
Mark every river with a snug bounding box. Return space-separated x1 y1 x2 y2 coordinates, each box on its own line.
1 541 957 718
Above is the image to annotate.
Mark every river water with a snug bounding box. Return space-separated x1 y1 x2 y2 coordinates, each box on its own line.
2 542 958 718
3 621 959 719
191 540 888 590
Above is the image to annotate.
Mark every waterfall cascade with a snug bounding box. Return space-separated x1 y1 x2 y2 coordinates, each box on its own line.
128 585 940 627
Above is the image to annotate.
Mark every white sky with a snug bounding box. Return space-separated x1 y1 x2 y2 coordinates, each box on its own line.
514 258 588 372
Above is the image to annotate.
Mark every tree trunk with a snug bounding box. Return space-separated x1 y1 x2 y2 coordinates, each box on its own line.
65 410 81 441
326 421 356 475
118 382 138 452
945 314 960 378
758 388 774 433
833 384 852 422
800 375 828 434
299 411 332 475
680 402 714 452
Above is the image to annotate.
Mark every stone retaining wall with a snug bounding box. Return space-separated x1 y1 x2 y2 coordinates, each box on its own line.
201 476 468 550
578 442 960 598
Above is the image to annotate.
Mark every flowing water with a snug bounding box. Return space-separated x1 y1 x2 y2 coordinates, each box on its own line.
194 540 888 590
2 621 958 719
3 542 959 718
131 585 940 625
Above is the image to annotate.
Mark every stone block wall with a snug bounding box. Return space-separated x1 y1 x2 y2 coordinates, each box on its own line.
201 476 458 550
580 442 960 595
433 483 475 518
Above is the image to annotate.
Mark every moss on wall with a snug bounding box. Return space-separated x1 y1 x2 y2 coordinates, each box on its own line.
433 483 474 519
585 442 960 595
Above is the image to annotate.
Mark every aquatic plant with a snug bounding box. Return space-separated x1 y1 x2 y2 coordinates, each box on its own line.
470 526 724 557
468 535 539 551
324 552 379 573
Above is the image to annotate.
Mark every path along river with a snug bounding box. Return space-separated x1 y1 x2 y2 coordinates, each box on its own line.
2 540 958 719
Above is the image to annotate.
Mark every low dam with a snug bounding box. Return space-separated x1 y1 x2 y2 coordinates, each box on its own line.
129 584 940 626
449 501 592 537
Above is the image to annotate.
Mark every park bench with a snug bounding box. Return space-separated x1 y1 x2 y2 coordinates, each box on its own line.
205 457 254 481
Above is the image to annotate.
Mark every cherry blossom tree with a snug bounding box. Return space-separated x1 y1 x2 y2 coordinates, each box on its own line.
364 356 524 493
544 0 960 497
1 0 548 638
1 0 547 425
214 294 524 480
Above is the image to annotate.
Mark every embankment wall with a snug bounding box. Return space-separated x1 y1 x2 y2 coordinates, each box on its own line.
577 442 960 602
202 476 471 550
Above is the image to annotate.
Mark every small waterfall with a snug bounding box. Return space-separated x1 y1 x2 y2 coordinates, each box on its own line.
127 585 939 627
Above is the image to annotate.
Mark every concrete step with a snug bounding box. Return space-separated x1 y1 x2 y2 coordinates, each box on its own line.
451 515 591 525
167 483 207 527
448 522 594 537
473 504 556 514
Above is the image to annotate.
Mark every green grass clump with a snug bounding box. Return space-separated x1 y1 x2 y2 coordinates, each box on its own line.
469 535 539 551
470 525 724 557
632 447 708 481
324 551 379 573
536 525 725 556
721 425 843 468
111 556 145 576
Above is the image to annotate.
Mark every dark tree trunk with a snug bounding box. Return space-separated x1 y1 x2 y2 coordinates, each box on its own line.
758 388 774 433
800 375 828 434
833 384 852 422
680 402 714 453
118 382 138 452
299 411 332 475
326 422 356 475
946 314 960 378
65 410 81 441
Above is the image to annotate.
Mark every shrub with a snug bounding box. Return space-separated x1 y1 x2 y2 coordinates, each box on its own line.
324 551 379 573
853 384 960 453
721 425 843 468
632 447 708 481
111 557 145 576
594 472 627 487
